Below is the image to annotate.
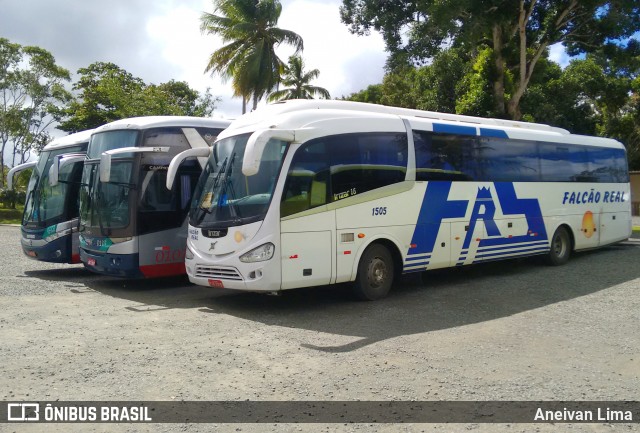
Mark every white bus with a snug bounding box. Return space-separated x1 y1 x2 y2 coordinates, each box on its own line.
79 116 230 278
166 100 631 300
8 129 94 263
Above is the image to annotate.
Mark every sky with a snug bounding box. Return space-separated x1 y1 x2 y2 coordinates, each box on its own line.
0 0 388 120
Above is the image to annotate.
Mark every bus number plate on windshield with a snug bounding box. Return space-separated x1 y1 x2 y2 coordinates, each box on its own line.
208 279 224 289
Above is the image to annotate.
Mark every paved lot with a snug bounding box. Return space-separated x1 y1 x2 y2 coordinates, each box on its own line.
0 225 639 432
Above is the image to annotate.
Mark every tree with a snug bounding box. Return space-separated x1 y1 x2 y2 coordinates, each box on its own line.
267 56 330 102
57 62 144 132
0 38 71 186
343 49 469 113
342 84 383 104
341 0 640 120
58 62 219 132
200 0 304 113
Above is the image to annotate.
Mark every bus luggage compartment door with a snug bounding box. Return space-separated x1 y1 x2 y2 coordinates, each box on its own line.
281 231 332 290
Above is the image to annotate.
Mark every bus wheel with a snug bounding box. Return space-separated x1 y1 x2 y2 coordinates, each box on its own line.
547 226 571 266
353 244 394 301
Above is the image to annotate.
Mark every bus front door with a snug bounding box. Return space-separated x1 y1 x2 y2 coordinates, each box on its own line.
280 211 334 290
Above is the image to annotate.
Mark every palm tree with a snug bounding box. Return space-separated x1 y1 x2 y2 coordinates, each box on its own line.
268 56 330 102
200 0 303 113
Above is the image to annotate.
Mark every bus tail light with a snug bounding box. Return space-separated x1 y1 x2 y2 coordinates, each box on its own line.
239 243 274 263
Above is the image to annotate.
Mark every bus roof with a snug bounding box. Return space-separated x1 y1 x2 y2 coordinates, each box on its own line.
42 128 95 151
94 116 231 133
224 99 568 133
220 100 624 150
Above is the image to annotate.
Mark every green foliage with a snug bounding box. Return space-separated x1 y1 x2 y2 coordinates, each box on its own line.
201 0 303 112
0 206 23 224
342 84 384 104
345 43 640 169
454 47 496 117
0 38 71 185
343 49 469 113
7 166 32 192
341 0 640 119
0 188 25 209
58 63 219 132
379 67 419 108
268 56 330 102
414 49 468 113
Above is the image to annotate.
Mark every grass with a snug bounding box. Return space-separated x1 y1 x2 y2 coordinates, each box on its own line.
0 206 23 225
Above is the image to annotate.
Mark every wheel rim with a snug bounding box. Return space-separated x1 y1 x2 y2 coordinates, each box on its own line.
553 232 567 258
367 257 388 288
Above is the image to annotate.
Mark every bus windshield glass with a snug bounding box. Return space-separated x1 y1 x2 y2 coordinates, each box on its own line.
80 130 139 234
87 130 138 159
80 160 134 233
190 133 288 228
23 145 85 228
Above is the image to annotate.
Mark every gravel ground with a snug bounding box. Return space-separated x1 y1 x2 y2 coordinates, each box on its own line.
0 225 639 433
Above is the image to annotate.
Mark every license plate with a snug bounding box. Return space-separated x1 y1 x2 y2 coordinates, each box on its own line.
208 279 224 289
87 258 96 266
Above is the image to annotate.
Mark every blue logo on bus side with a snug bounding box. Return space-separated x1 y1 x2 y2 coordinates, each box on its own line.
406 182 548 270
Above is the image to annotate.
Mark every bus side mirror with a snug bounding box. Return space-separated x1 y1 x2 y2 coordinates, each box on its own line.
165 147 211 190
7 161 37 189
100 147 169 183
242 129 295 176
49 153 85 187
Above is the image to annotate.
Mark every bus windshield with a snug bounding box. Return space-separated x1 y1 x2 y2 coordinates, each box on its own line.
80 160 134 233
79 130 139 235
23 145 85 228
190 133 288 228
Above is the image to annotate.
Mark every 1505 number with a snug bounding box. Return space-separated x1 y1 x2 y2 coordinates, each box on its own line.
372 207 387 216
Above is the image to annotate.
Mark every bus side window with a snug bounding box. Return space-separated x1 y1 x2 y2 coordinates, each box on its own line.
413 131 474 181
585 147 629 183
539 143 589 182
281 141 329 217
329 132 407 198
140 170 174 212
475 138 540 182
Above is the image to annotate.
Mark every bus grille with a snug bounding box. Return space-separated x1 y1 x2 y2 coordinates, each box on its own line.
194 265 243 281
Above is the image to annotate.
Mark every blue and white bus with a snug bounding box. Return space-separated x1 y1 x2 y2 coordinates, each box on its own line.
8 129 94 263
166 100 631 300
80 116 230 278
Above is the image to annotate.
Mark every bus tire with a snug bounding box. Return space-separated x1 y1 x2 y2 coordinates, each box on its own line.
353 244 394 301
547 226 571 266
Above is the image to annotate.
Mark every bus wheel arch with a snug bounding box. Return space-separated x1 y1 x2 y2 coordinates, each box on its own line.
352 239 401 301
547 224 574 266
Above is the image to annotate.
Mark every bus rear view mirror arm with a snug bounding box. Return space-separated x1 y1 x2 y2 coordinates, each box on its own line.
242 129 295 176
100 147 170 183
7 161 37 190
165 147 212 190
48 153 85 187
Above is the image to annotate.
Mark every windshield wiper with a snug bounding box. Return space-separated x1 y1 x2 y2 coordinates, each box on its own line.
200 156 228 213
193 156 228 224
23 188 36 224
95 187 111 237
222 152 241 221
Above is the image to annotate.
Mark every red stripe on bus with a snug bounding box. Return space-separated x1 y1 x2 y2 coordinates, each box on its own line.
140 262 186 278
71 254 81 264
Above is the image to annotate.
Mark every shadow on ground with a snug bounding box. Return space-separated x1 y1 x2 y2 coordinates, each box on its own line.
23 241 640 352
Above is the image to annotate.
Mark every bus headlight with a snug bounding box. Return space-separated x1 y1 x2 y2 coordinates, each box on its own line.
185 247 194 260
239 243 274 263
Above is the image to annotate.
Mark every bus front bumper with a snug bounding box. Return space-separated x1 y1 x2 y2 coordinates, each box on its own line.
80 248 143 278
21 234 76 264
185 258 281 292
